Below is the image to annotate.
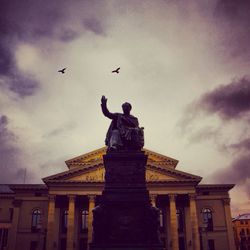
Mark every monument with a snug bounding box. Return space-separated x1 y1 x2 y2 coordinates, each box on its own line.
89 96 164 250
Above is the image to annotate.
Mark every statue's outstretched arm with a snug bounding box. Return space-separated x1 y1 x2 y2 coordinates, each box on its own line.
101 96 116 119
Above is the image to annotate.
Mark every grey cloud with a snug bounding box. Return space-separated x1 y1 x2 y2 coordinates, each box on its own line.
229 138 250 152
199 77 250 120
214 0 250 60
83 18 105 36
0 115 27 183
210 154 250 197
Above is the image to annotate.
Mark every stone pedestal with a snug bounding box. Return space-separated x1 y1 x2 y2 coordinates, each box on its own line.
90 151 163 250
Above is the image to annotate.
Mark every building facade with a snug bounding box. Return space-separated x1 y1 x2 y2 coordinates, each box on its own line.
0 147 236 250
232 214 250 250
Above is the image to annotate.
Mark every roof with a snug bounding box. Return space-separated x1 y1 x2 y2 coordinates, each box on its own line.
0 184 14 194
197 184 235 191
232 213 250 221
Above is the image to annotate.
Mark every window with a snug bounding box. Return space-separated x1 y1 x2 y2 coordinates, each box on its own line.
208 239 215 250
81 210 88 232
240 220 244 225
9 208 13 221
159 209 164 228
30 241 38 250
177 209 184 232
202 208 213 231
62 210 68 233
247 228 249 235
0 229 8 250
31 209 41 232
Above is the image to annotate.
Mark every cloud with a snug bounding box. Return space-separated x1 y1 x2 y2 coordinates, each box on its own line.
229 138 250 153
0 115 32 183
210 154 250 197
199 77 250 120
214 0 250 60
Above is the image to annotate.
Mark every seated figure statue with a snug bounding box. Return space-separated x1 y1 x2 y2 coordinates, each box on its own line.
101 96 144 151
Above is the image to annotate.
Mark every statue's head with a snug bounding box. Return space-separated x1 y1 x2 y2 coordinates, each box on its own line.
122 102 132 115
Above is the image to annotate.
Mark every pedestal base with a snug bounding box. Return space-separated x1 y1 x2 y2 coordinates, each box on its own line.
90 151 164 250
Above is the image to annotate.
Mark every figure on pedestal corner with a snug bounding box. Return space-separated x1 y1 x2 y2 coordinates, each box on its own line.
101 95 144 151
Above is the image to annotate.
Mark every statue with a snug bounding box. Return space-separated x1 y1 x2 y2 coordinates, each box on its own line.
101 96 144 151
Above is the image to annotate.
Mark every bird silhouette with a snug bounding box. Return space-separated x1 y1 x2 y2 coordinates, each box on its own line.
58 68 66 74
112 67 120 74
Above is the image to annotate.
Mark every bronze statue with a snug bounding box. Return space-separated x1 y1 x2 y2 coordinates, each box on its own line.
101 96 144 151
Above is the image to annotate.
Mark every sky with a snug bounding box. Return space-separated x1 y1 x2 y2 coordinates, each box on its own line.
0 0 249 216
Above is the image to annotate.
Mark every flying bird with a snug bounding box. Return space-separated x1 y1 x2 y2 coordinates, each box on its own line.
58 68 67 74
112 67 120 74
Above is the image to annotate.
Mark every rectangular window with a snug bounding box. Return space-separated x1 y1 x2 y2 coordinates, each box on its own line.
208 239 215 250
30 241 38 250
0 229 9 250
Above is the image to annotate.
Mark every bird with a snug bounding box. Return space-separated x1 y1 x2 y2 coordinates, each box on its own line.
112 67 120 74
58 68 66 74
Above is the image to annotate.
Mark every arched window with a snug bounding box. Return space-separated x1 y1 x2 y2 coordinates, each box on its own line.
81 210 89 232
177 209 184 232
62 210 68 233
31 209 41 232
202 208 213 231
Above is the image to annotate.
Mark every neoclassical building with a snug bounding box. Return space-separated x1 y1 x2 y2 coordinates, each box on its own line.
0 147 236 250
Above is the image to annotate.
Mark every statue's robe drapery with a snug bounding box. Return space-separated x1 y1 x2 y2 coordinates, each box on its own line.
105 113 139 146
101 103 142 149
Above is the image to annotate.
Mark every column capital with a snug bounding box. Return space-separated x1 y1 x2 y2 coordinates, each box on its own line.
88 194 96 202
48 195 56 201
150 194 157 201
188 193 197 200
223 198 231 206
169 194 177 202
68 195 76 201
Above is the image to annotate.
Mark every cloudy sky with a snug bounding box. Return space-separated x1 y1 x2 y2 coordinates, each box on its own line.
0 0 249 215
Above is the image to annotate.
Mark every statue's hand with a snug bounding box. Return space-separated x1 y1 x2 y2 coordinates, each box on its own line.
101 95 107 105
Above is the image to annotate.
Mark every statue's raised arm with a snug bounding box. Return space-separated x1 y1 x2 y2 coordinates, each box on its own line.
101 96 144 151
101 96 116 120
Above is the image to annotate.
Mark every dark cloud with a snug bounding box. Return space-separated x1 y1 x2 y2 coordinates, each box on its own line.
83 18 105 35
199 77 250 120
229 138 250 152
214 0 250 60
0 0 88 97
210 154 250 197
0 115 27 183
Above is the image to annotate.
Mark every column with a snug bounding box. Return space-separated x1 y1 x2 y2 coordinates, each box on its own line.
223 198 236 250
46 195 56 250
8 199 22 250
67 195 76 250
169 194 179 250
87 195 96 248
150 194 157 207
189 194 200 250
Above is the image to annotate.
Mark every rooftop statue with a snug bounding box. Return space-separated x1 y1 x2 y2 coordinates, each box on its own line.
101 96 144 151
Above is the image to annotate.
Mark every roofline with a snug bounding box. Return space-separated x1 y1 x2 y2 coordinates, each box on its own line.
197 184 235 191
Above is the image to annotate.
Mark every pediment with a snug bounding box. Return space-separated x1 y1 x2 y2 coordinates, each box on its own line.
43 161 201 184
65 147 179 169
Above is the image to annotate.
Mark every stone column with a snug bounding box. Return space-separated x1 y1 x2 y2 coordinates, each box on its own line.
88 195 96 248
150 194 157 207
8 199 22 250
169 194 179 250
67 195 76 250
189 194 200 250
223 198 236 250
46 195 56 250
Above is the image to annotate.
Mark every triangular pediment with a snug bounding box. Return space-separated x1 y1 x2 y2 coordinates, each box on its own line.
43 149 201 184
65 147 179 169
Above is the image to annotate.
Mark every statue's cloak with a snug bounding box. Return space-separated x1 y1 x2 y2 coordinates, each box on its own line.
105 113 139 146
